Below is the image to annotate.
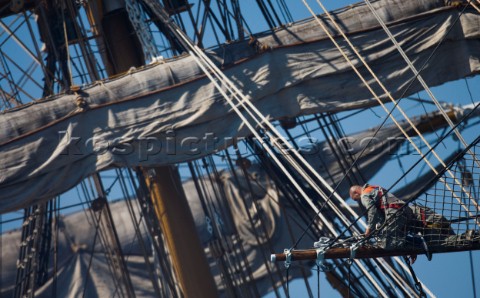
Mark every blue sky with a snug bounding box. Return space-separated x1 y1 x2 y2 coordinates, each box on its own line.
0 1 478 297
255 1 480 297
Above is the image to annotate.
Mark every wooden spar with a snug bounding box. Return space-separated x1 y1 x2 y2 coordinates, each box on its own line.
412 108 458 136
271 243 480 263
143 167 218 297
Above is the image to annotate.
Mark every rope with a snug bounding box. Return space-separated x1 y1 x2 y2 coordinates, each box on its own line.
305 0 479 221
116 169 163 297
146 2 471 296
60 3 73 87
347 260 351 298
469 251 477 298
81 209 103 298
286 266 290 298
469 1 480 14
403 256 427 298
166 10 365 228
363 0 479 164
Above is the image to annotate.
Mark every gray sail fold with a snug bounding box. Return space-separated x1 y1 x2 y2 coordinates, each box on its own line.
1 0 480 211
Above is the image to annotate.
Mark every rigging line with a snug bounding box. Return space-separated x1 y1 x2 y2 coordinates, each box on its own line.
465 78 475 105
0 18 41 66
306 0 451 185
229 149 292 297
324 113 366 184
116 173 162 298
81 209 104 298
224 155 262 297
186 51 334 232
201 157 229 226
187 162 216 232
223 150 273 297
168 9 423 295
417 94 445 146
255 0 276 28
22 11 50 92
469 251 477 298
470 0 480 13
207 159 267 295
183 31 373 252
0 214 1 293
193 159 231 244
60 2 73 87
403 256 427 298
406 96 439 106
314 115 360 188
388 105 480 203
363 0 480 168
198 158 254 292
207 1 261 45
129 170 178 298
52 198 59 298
245 143 321 239
277 0 294 23
305 0 480 216
78 180 126 297
82 178 132 298
280 203 315 297
265 0 284 26
307 0 453 175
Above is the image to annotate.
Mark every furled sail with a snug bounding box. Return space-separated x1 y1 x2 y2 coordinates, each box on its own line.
0 165 311 297
1 0 480 212
0 109 470 297
0 149 460 297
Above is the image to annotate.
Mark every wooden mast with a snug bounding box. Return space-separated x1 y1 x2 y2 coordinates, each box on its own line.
92 0 218 296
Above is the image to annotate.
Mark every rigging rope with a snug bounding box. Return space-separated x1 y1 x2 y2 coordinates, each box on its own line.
136 2 478 297
469 251 477 298
403 256 427 298
199 11 432 296
363 0 480 169
304 0 479 223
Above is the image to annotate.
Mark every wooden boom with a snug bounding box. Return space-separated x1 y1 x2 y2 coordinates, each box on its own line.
271 243 480 262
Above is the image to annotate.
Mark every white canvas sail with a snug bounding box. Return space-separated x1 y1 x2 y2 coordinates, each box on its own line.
1 0 480 212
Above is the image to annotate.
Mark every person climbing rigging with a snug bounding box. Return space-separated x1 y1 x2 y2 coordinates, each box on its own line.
349 184 413 250
349 184 456 251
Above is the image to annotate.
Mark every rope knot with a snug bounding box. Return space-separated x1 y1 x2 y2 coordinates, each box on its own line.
248 36 270 53
75 95 88 111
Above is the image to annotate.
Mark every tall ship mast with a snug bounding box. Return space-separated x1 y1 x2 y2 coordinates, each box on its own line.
0 0 479 297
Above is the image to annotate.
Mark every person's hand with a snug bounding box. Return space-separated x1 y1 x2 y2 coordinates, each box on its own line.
365 227 372 237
